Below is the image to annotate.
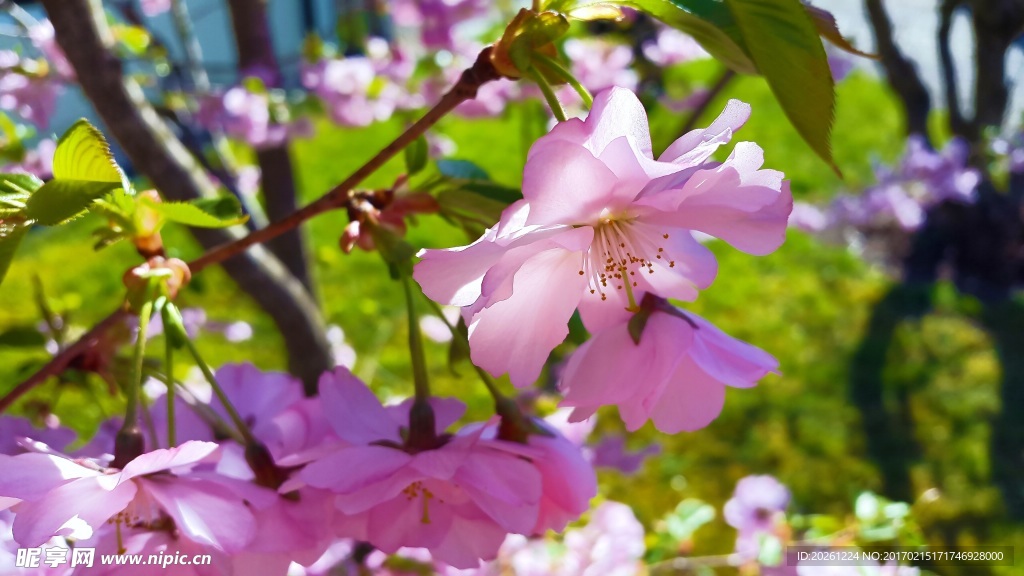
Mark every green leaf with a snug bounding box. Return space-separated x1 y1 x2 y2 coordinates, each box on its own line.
665 499 716 541
724 0 838 174
26 181 123 225
611 1 757 73
0 325 47 347
50 120 127 188
437 159 490 180
0 173 43 196
804 4 876 58
145 197 249 228
24 120 129 225
0 173 42 217
404 136 429 175
0 222 28 288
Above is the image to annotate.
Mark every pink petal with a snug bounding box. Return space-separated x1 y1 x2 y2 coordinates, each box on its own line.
629 222 718 302
413 226 505 307
140 476 255 552
659 98 751 165
13 476 137 547
430 509 508 568
456 450 542 534
0 453 98 501
301 445 411 498
541 86 654 159
317 367 399 444
530 433 597 533
648 354 727 434
365 492 450 553
213 363 303 425
522 139 619 226
689 313 780 388
642 144 793 256
468 230 592 387
119 441 219 481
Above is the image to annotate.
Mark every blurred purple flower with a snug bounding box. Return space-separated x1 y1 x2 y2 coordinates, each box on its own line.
590 436 661 475
0 54 61 128
724 475 790 558
0 416 75 456
564 38 638 97
642 27 708 66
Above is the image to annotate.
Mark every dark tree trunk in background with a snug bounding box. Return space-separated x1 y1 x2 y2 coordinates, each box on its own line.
864 0 932 136
225 0 315 295
41 0 333 393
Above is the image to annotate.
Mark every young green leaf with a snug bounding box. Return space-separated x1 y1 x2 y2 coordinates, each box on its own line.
143 196 249 228
24 120 129 225
404 136 429 175
724 0 839 174
0 222 28 287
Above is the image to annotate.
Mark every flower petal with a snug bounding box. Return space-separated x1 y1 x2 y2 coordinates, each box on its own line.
522 139 619 226
119 441 220 481
140 476 255 552
318 367 399 444
468 229 592 387
13 476 136 547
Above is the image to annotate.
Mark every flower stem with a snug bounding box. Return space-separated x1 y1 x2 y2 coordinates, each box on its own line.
165 338 176 447
182 337 257 446
401 276 431 402
533 53 593 108
529 67 568 122
122 286 156 436
423 299 506 404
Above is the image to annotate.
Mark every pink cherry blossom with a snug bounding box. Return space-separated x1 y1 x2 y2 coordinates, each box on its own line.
559 305 779 433
724 474 790 558
140 0 172 17
0 441 255 552
415 87 791 387
297 368 543 568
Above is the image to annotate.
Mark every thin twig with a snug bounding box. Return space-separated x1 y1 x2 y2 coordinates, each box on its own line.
0 308 129 413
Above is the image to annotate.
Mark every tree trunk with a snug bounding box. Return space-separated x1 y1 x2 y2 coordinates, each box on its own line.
225 0 314 295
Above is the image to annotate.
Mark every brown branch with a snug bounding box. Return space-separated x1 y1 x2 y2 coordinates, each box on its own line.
0 309 129 413
1 46 501 411
191 48 500 273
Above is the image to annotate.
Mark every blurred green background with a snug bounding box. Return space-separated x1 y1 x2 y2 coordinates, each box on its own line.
1 64 1021 574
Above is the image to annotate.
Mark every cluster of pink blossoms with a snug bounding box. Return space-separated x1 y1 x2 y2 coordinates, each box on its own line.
415 87 791 433
0 364 596 574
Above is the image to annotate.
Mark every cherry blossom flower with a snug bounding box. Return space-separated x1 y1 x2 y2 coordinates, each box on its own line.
724 475 790 558
297 368 543 568
140 0 172 17
0 441 255 551
415 87 790 387
559 304 779 433
642 27 708 67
